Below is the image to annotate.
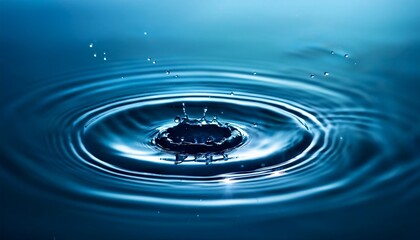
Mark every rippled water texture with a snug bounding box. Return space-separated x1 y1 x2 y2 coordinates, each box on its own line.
1 0 420 239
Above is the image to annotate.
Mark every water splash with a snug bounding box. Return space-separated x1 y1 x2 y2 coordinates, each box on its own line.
154 105 245 164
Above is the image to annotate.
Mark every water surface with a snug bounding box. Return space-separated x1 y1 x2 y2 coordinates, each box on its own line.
1 0 420 239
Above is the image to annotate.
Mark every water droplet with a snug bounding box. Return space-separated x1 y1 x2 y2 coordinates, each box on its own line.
147 57 151 61
175 75 179 78
152 60 156 64
103 57 107 61
240 164 244 168
253 72 257 75
310 74 315 78
182 103 188 118
344 54 349 58
103 52 106 55
230 91 234 95
143 32 148 35
93 53 97 57
174 116 181 123
166 70 170 75
330 51 335 55
324 72 329 76
89 43 93 48
253 122 258 127
196 214 200 217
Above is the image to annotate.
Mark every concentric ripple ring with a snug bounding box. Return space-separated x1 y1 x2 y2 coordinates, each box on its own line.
1 59 411 215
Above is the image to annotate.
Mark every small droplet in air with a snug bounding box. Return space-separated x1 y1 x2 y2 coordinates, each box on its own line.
182 102 188 118
175 75 179 78
144 32 148 35
253 72 257 75
324 72 329 76
310 74 315 78
103 57 107 61
202 107 208 118
147 57 151 62
174 116 181 123
89 43 93 48
103 52 106 55
152 60 156 64
93 53 97 57
253 122 258 127
230 91 234 96
330 51 335 55
166 70 170 75
344 54 349 58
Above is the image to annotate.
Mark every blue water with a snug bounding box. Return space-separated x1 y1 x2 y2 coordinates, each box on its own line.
1 0 420 239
